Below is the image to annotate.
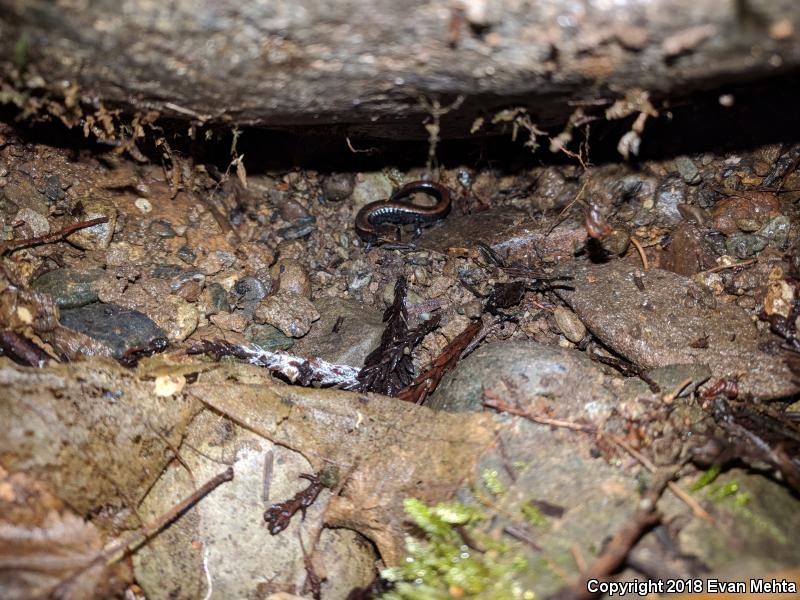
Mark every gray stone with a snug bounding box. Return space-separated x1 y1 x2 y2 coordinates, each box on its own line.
557 261 797 399
203 282 230 314
674 156 701 184
292 296 384 368
134 410 375 600
323 173 356 202
65 199 116 249
725 232 768 258
428 340 617 417
653 174 687 224
245 323 294 351
32 268 104 308
759 215 791 249
59 303 166 358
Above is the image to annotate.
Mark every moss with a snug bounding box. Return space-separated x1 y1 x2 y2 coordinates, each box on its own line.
481 469 505 496
690 465 720 491
519 502 547 528
381 499 533 600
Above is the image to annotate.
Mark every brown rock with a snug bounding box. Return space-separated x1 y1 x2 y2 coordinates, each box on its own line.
270 259 311 298
253 290 319 337
558 261 798 399
710 192 782 235
661 222 717 276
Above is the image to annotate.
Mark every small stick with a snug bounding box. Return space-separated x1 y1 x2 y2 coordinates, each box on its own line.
570 543 587 573
701 259 756 274
0 217 109 256
609 435 713 524
629 236 649 271
45 467 234 599
483 392 714 523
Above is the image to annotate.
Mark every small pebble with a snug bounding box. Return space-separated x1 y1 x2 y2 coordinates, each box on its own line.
134 198 152 214
14 207 50 237
674 156 701 185
66 199 117 249
322 173 356 201
271 259 312 298
553 306 587 343
253 290 320 337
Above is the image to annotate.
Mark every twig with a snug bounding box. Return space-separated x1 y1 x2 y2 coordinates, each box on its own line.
608 435 713 523
547 180 589 235
629 237 649 271
701 259 756 274
483 392 594 432
0 330 51 367
503 526 542 551
47 467 234 599
483 393 714 523
661 377 694 404
547 472 669 600
0 217 109 256
397 319 482 404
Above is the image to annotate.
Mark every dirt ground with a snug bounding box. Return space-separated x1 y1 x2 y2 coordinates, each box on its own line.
1 117 799 600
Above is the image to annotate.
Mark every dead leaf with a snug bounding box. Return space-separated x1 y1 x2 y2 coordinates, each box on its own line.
189 372 496 564
0 470 130 600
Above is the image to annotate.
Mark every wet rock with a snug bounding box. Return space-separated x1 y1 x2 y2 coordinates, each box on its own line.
351 172 394 210
276 220 315 240
232 276 270 317
134 410 375 600
176 245 196 264
253 290 320 338
429 341 617 418
711 192 781 235
245 323 294 351
271 259 312 298
661 222 718 275
674 156 701 184
557 261 798 398
148 219 177 238
725 232 768 258
14 207 50 237
622 363 711 398
470 423 639 597
105 241 147 267
43 174 63 203
415 207 586 262
237 241 275 275
209 312 248 333
763 280 795 318
168 301 200 341
293 297 383 367
653 174 687 224
276 197 310 221
58 303 166 359
322 172 355 201
66 199 117 249
758 215 791 249
32 267 104 308
200 282 230 315
552 306 586 343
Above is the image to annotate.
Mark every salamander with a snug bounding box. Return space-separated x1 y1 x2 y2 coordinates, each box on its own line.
354 180 452 242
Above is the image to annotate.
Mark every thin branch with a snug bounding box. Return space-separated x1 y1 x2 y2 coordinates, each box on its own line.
0 217 109 256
